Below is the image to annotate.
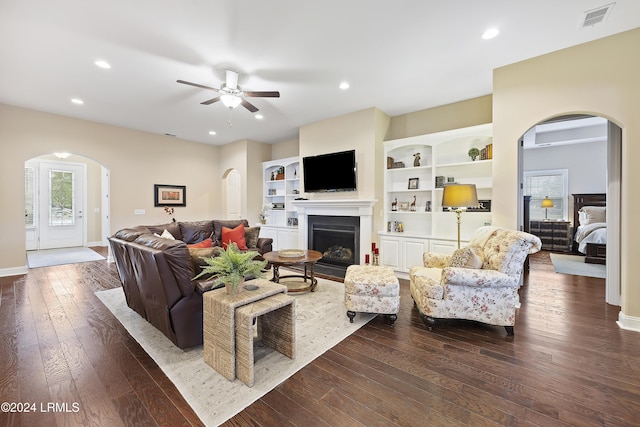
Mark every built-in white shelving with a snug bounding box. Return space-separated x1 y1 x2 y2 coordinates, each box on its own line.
380 123 493 274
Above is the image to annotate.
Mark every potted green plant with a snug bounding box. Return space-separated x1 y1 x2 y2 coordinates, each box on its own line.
194 242 267 295
468 147 480 161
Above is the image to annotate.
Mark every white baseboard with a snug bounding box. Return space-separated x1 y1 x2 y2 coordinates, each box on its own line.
0 265 28 277
617 311 640 333
87 240 106 247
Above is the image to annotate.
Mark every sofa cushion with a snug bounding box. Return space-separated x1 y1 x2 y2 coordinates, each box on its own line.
222 224 248 250
146 222 182 241
113 225 152 242
447 246 483 269
133 234 194 296
213 219 249 245
154 229 176 240
188 247 221 278
179 220 214 245
187 238 213 248
245 226 261 249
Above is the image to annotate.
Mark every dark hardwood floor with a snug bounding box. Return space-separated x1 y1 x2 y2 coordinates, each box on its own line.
1 250 638 426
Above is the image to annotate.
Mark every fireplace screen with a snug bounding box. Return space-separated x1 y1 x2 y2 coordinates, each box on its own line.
308 215 360 271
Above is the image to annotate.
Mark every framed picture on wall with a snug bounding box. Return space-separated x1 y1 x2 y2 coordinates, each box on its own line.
154 184 186 207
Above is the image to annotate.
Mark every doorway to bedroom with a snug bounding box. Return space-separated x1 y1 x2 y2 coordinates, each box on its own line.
517 114 621 306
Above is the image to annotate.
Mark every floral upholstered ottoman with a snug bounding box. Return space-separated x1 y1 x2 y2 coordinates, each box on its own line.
344 265 400 325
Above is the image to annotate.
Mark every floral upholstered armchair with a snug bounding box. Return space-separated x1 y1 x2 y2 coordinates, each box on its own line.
409 226 541 335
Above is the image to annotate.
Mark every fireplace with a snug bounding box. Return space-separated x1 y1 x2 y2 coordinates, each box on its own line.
291 199 377 278
308 215 360 277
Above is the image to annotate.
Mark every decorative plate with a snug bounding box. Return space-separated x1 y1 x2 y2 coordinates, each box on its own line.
279 249 305 258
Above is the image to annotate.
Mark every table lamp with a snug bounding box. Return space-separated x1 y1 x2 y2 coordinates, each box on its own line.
442 183 479 248
541 196 554 221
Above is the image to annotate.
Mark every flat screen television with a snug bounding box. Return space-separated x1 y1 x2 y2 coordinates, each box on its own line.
303 150 357 192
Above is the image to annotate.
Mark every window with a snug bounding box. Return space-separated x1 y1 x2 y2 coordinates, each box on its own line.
524 169 568 220
25 166 35 227
49 169 75 226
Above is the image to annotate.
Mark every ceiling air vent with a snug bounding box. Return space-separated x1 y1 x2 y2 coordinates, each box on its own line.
581 3 615 27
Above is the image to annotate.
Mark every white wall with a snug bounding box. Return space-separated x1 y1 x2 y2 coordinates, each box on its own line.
523 140 607 219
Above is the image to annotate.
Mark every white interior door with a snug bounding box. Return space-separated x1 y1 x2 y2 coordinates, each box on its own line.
38 161 86 249
223 169 242 219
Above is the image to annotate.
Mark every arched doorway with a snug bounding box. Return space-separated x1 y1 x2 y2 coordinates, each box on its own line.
25 152 110 261
517 114 621 306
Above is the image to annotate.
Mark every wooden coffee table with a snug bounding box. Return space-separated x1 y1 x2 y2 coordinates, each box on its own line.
263 250 323 293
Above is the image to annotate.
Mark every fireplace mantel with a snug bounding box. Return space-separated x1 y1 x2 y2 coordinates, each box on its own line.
292 199 377 265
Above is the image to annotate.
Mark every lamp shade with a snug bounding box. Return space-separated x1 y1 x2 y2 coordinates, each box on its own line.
541 197 554 208
442 184 479 209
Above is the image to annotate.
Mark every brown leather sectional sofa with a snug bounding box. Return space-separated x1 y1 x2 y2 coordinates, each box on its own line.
108 219 272 349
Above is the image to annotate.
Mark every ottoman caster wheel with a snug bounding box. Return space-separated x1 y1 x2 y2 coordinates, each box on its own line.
347 311 356 323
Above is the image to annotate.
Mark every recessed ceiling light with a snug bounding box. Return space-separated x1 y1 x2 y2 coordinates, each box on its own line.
71 98 84 105
94 60 111 69
255 114 264 120
482 28 500 40
209 131 217 135
339 82 350 90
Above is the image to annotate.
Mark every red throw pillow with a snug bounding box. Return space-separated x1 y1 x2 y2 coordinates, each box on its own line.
187 238 213 249
221 224 248 250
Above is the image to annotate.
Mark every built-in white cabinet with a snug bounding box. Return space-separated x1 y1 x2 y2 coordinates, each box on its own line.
261 156 300 250
379 123 493 274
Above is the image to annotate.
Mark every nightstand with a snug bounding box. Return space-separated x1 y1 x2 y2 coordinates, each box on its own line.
529 220 571 252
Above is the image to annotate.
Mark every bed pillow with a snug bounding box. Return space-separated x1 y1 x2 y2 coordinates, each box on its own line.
579 206 606 225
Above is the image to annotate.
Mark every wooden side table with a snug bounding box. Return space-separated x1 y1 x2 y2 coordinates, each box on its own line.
235 293 296 386
203 279 287 381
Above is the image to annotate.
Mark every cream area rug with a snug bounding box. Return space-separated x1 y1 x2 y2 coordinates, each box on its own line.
550 253 606 279
95 275 374 426
27 247 106 268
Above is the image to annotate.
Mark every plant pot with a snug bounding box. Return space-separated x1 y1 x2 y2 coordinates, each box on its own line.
225 278 245 296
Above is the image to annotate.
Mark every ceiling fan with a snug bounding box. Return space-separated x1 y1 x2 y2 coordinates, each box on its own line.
177 70 280 113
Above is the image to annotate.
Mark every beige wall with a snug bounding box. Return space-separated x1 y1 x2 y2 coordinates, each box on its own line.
299 107 388 201
299 107 390 236
387 95 493 140
493 28 640 321
0 104 221 274
271 138 299 160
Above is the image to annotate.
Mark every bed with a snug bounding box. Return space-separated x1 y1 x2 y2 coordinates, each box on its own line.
572 193 606 264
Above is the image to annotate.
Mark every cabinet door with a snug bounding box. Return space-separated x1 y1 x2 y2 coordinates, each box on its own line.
429 239 457 255
379 237 401 269
260 226 278 250
277 228 299 250
404 239 428 270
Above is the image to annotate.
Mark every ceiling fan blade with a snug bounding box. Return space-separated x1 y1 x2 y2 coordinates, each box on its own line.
226 70 239 90
201 97 221 105
177 79 219 92
240 98 259 113
243 91 280 98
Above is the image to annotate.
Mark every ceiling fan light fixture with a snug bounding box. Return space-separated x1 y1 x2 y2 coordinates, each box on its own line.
220 94 241 109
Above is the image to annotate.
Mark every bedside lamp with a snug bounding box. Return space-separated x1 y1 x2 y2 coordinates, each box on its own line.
541 196 554 221
442 184 479 249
